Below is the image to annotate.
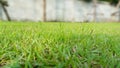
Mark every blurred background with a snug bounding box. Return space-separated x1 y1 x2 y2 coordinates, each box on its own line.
0 0 120 22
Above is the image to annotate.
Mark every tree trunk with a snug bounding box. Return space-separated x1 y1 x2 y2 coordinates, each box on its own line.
1 4 11 21
119 0 120 22
93 0 97 22
43 0 46 22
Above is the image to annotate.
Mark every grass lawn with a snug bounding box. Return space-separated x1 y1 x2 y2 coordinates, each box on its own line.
0 21 120 68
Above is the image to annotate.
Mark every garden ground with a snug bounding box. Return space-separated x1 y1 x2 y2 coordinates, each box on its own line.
0 21 120 68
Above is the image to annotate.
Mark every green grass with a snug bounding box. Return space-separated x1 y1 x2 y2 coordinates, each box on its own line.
0 21 120 68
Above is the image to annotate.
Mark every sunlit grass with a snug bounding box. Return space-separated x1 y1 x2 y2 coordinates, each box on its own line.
0 21 120 68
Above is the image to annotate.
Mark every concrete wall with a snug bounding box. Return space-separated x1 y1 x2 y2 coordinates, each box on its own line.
0 0 118 22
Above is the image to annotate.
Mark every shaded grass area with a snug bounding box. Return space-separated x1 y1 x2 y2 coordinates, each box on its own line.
0 21 120 68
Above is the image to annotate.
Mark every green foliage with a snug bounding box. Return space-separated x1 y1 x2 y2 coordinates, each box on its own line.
100 0 118 5
0 0 8 6
0 22 120 68
82 0 119 5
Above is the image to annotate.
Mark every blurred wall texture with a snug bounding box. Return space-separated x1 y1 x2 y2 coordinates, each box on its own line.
0 0 119 22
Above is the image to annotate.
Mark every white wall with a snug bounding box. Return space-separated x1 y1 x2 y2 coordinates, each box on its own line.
0 0 118 22
7 0 43 21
